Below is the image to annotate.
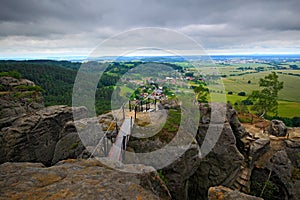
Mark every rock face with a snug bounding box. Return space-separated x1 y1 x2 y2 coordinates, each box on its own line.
256 149 299 200
208 186 263 200
186 109 244 200
128 103 300 200
0 105 87 166
269 120 288 137
0 76 44 128
249 137 300 200
249 138 270 166
0 76 89 166
131 103 246 200
0 159 171 200
284 139 300 168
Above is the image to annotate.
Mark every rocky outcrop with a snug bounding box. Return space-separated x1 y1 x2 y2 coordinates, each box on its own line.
0 159 171 200
249 138 300 200
128 103 291 200
186 123 244 200
159 99 180 110
269 120 288 137
255 149 300 200
208 186 263 200
284 139 300 168
249 138 270 165
130 103 246 200
0 105 87 166
0 76 44 128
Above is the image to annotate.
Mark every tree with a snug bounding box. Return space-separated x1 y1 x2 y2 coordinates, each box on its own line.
194 83 208 103
247 72 283 118
234 100 249 114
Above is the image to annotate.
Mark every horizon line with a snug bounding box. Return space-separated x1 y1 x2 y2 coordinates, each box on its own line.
1 53 300 61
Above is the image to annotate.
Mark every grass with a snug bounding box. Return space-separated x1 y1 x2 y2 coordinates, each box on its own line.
205 71 300 103
119 85 134 98
198 70 300 118
277 101 300 118
207 95 300 118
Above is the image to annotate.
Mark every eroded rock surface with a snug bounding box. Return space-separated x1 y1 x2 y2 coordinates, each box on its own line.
208 186 263 200
269 120 288 137
0 159 171 200
0 76 44 128
0 105 87 166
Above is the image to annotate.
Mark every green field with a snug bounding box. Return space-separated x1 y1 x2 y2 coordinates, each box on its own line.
277 101 300 118
218 72 300 102
207 93 300 118
202 69 300 118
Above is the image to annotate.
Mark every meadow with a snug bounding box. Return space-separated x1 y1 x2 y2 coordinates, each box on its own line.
213 67 300 118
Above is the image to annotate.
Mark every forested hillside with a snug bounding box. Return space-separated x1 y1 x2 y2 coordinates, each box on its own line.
0 61 77 106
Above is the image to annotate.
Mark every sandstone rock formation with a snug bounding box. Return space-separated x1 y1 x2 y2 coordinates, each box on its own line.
1 76 299 200
208 186 263 200
269 119 288 137
0 105 87 166
183 104 245 200
127 102 300 200
0 75 88 166
0 159 171 200
127 103 253 200
0 76 44 128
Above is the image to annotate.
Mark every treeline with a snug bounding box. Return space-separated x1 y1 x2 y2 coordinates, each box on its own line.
265 115 300 127
0 60 183 115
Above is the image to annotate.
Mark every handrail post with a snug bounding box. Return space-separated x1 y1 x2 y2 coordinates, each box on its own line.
129 100 131 112
122 105 125 119
130 116 132 135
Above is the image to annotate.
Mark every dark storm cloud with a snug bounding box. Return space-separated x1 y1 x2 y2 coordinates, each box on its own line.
0 0 300 55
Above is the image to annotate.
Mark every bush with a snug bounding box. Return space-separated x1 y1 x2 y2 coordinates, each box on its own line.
227 91 233 95
238 91 246 96
157 170 166 183
241 99 253 105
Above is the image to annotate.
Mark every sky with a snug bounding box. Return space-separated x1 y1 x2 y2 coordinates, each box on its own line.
1 0 300 59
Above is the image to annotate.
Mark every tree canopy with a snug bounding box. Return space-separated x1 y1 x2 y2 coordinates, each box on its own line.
247 72 283 117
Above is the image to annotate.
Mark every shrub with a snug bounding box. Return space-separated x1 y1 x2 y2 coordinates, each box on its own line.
157 170 166 183
238 91 246 96
241 99 253 105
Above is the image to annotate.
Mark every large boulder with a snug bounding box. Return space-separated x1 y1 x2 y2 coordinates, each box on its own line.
0 159 171 200
269 120 288 137
0 105 87 166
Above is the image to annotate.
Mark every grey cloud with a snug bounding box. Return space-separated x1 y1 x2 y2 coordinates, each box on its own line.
0 0 299 55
